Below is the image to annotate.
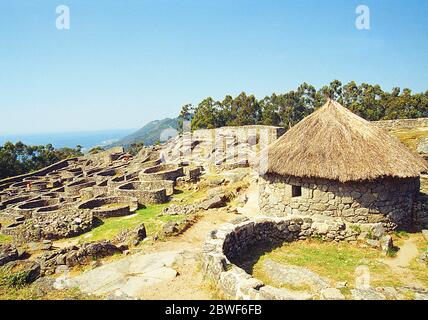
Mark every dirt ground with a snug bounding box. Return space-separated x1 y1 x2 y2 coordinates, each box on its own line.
130 208 233 300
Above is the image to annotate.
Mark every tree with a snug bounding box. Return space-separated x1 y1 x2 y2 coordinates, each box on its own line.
88 146 105 155
230 92 261 126
128 142 144 156
180 80 428 132
0 142 83 180
178 103 194 132
191 97 219 130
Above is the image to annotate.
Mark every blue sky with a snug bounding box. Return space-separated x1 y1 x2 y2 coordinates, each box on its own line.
1 0 428 134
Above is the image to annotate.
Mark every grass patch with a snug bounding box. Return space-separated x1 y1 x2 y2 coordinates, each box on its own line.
58 190 199 245
391 231 411 247
407 233 428 287
0 269 30 288
0 234 13 245
72 203 185 243
0 284 93 300
252 239 403 289
388 127 428 152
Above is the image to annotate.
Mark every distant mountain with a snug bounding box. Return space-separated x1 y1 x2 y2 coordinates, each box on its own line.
108 118 180 148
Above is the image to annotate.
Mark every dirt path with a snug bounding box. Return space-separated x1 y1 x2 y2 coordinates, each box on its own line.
383 238 419 268
380 237 425 289
127 209 234 300
61 208 234 300
237 182 260 217
136 182 261 299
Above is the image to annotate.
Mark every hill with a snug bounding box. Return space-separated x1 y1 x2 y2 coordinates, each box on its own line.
108 118 180 147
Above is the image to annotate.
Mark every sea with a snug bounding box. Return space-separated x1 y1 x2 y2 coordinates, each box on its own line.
0 129 135 153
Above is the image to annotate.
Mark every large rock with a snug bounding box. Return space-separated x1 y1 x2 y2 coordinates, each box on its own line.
261 259 330 291
162 221 179 236
320 288 346 300
417 137 428 154
351 288 386 300
64 241 122 267
135 224 147 242
258 285 314 300
113 223 147 246
59 250 182 297
0 244 18 266
199 195 226 210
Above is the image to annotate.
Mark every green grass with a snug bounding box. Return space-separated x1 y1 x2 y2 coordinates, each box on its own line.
0 234 13 245
60 190 201 244
0 284 93 300
70 203 185 244
252 239 403 290
407 234 428 287
389 127 428 152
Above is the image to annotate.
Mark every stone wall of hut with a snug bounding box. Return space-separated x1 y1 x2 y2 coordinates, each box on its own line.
258 174 420 230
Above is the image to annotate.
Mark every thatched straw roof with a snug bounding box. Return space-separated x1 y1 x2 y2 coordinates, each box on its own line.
263 100 427 182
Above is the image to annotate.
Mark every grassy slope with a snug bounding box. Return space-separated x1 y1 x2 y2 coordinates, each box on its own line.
388 127 428 152
110 117 179 147
252 240 403 291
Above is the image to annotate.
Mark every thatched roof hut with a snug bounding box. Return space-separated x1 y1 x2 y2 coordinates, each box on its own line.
264 100 427 183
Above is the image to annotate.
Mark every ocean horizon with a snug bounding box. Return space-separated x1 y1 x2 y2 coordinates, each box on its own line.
0 128 136 152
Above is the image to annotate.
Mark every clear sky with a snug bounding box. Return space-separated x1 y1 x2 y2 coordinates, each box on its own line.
1 0 428 134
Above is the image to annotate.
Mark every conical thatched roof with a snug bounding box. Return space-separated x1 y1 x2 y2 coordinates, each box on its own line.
263 100 427 182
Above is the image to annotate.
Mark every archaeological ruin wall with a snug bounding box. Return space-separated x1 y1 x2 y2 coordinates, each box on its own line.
258 174 420 230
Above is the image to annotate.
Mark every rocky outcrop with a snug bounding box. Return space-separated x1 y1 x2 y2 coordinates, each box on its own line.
199 195 227 210
113 223 147 246
159 217 197 238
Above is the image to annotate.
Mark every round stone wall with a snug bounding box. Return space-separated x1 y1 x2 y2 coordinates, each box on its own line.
202 216 363 300
258 174 420 230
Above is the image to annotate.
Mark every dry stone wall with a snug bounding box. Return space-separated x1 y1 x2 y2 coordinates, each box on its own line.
373 118 428 131
139 164 184 182
202 216 362 300
115 182 168 204
258 174 420 230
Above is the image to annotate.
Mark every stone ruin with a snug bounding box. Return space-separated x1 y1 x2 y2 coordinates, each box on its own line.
0 125 287 245
0 145 202 243
202 216 422 300
162 125 285 169
258 174 423 231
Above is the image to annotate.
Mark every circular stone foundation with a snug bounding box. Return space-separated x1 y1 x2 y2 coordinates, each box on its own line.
202 216 372 300
77 196 139 218
139 164 184 182
115 181 167 204
65 179 96 196
14 198 64 218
